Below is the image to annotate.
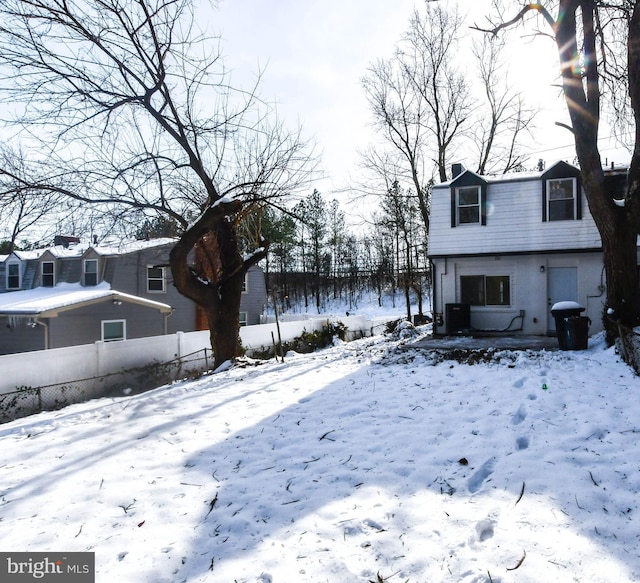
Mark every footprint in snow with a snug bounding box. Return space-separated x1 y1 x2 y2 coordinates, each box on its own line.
475 518 495 542
516 436 530 450
511 405 527 425
512 377 525 389
468 458 496 493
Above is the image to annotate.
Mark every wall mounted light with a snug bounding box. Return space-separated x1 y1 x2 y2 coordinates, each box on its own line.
540 265 545 273
113 299 122 306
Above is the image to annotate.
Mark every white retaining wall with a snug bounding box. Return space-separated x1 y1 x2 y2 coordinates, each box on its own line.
0 316 376 394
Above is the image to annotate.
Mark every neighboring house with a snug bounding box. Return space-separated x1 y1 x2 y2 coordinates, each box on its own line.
428 161 626 337
0 238 267 353
0 283 172 354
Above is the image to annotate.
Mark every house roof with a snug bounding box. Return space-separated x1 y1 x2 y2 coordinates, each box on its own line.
2 238 177 263
0 282 173 318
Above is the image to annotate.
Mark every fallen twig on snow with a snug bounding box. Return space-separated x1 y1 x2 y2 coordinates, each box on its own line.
506 550 526 571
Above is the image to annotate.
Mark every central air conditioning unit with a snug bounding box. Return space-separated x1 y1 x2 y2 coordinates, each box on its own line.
445 303 471 335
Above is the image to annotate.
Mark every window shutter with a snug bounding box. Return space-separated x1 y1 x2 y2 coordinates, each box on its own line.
576 177 583 220
481 185 487 225
450 189 457 228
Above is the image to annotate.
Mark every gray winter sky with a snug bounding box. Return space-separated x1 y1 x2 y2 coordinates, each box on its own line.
214 1 628 202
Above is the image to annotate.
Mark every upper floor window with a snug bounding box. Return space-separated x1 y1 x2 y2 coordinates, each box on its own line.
456 186 481 225
546 177 577 221
242 272 248 293
84 259 98 286
42 261 55 287
541 162 582 222
6 262 20 290
449 172 487 228
147 266 166 293
461 275 511 306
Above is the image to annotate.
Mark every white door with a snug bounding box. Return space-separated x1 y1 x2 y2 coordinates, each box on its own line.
547 267 578 332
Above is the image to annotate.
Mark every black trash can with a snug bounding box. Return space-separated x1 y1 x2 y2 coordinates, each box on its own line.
565 316 590 350
551 302 586 350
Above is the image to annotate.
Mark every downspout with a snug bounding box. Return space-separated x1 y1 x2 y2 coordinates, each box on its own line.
430 259 438 334
34 318 49 350
164 309 174 335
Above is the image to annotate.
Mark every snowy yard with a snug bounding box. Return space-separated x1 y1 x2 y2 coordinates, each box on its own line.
1 326 639 582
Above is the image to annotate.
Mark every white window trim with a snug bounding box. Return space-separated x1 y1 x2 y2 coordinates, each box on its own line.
102 319 126 342
6 261 21 290
84 258 98 286
242 272 248 293
41 260 55 287
239 311 248 327
546 177 577 221
147 265 166 293
455 185 481 226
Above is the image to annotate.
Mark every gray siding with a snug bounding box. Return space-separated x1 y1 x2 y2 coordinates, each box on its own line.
48 300 167 348
241 266 267 325
0 300 168 355
0 318 46 354
104 244 196 333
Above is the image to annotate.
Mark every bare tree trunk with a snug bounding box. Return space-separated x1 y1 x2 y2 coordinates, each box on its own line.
169 200 267 368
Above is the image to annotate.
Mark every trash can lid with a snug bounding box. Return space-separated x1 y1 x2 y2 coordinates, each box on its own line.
551 300 584 312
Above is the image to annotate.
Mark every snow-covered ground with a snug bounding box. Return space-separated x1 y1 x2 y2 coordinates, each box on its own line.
1 323 640 582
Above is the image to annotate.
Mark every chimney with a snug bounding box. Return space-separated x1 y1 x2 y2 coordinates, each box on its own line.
451 163 465 179
53 235 80 248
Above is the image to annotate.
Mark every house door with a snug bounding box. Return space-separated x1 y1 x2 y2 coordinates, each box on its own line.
547 267 578 332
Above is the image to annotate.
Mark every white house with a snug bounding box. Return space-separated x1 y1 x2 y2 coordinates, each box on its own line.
427 161 627 337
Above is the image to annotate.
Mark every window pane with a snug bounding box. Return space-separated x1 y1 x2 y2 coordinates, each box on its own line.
549 179 574 200
459 206 480 224
548 178 575 220
103 321 124 341
457 186 481 224
458 187 479 205
549 199 574 221
7 263 20 288
460 275 484 305
42 262 54 287
486 276 510 306
147 266 165 292
84 260 98 286
239 312 247 327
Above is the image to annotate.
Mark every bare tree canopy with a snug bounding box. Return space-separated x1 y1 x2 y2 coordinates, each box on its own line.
0 0 316 366
361 1 537 247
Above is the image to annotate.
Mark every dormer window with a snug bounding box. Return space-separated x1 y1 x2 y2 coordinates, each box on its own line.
546 177 577 221
84 259 98 286
6 261 20 290
541 162 582 222
456 186 481 225
42 261 55 287
449 171 487 228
